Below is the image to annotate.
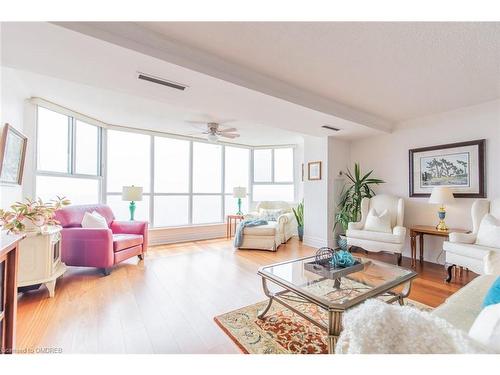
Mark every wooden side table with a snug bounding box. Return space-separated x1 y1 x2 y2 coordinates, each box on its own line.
409 225 470 267
226 215 244 238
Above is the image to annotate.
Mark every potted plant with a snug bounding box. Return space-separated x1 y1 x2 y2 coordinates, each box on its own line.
292 200 304 241
0 196 70 234
334 163 384 250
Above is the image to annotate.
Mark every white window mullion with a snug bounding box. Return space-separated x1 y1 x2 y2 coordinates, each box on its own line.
150 135 155 227
188 140 193 225
221 145 225 221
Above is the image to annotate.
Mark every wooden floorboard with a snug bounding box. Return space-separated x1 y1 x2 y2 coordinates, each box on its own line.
15 237 475 354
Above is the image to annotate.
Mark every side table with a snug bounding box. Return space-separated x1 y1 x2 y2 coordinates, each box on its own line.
226 215 244 238
409 225 470 267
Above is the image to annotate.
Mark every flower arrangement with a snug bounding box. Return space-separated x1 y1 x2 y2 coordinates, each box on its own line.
0 196 70 234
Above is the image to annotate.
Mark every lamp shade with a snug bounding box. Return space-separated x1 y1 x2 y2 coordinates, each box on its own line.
233 186 247 199
428 187 455 205
122 186 143 201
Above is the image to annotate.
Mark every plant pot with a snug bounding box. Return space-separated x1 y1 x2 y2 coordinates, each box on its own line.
297 226 304 241
337 234 348 251
21 218 43 233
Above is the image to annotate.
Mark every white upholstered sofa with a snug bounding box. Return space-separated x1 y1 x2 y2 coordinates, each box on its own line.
237 201 296 251
443 199 500 282
346 194 406 264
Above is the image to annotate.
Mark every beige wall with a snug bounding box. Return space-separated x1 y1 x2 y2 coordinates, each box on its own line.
349 99 500 263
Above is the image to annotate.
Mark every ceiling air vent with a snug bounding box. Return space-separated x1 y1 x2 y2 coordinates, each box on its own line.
137 72 188 91
321 125 341 132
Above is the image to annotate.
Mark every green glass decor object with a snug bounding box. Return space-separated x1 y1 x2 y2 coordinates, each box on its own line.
129 201 136 221
236 197 243 216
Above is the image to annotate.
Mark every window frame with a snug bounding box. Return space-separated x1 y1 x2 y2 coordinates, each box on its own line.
34 103 296 230
35 105 103 204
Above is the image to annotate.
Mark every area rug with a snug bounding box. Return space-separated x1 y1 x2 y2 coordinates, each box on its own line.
214 293 432 354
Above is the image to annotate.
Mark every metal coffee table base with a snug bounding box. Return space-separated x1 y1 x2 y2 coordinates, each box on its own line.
257 277 411 354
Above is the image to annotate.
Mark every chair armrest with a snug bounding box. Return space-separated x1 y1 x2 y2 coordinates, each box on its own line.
449 232 476 244
392 226 407 241
348 221 363 231
111 220 148 235
60 228 114 267
278 212 295 225
111 221 149 252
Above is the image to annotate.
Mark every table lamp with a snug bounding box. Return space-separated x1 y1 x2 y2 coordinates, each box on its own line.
428 186 455 231
122 185 143 221
233 186 247 215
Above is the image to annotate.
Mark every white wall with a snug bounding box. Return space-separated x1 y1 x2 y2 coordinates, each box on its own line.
0 67 28 209
350 99 500 263
302 135 350 248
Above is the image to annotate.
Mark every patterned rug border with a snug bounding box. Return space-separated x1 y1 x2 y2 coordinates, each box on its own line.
213 316 249 354
214 298 433 354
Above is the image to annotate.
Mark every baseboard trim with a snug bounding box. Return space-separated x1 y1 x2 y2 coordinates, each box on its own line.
149 224 226 246
303 235 327 249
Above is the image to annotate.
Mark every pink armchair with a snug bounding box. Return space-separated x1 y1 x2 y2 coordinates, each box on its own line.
54 204 148 275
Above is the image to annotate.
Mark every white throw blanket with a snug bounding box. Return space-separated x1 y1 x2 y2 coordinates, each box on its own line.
335 299 490 354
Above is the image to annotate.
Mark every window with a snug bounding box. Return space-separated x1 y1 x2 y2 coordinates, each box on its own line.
253 149 272 182
37 107 70 173
154 137 189 193
193 142 222 193
35 104 297 229
36 175 99 205
153 137 190 227
252 147 294 202
107 130 150 192
35 106 102 204
75 120 99 175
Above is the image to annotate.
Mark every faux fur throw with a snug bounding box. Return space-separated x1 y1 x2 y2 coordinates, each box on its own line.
335 299 490 354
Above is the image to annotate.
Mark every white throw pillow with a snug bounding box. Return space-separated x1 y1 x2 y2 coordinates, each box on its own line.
363 208 392 233
81 211 108 229
475 214 500 248
468 303 500 352
259 208 285 221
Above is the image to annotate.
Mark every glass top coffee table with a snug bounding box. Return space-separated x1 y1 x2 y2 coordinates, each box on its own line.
257 255 417 354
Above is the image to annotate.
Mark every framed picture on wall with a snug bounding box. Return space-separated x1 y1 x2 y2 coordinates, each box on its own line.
308 161 322 181
409 139 485 198
0 123 28 185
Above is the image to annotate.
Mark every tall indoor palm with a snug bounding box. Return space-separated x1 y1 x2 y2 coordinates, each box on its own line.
334 163 384 237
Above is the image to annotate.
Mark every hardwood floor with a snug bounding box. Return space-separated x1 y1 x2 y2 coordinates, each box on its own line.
15 238 475 354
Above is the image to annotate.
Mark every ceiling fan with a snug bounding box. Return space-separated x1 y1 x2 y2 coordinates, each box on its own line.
187 121 240 143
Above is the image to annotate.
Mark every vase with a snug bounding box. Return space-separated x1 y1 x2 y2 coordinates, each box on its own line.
337 234 348 251
297 226 304 241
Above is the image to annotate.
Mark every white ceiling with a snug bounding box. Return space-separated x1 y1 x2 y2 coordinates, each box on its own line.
1 22 389 145
135 22 500 122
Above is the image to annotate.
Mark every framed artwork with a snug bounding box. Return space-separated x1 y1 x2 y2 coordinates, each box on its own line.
301 163 304 182
308 161 322 181
409 139 485 198
0 123 28 185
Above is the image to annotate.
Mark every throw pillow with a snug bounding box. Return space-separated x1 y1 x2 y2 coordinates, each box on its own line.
468 302 500 352
475 214 500 248
81 211 108 229
259 208 285 221
483 277 500 307
363 208 392 233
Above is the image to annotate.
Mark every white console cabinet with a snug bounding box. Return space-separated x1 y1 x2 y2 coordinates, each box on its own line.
18 225 67 297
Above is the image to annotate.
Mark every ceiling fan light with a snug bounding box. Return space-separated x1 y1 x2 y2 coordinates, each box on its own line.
207 133 218 143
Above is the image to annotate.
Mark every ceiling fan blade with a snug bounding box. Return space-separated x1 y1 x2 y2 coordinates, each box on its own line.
218 127 237 133
219 133 240 139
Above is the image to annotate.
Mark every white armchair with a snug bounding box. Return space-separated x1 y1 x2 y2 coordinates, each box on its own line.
443 199 500 282
346 194 406 265
238 201 296 251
